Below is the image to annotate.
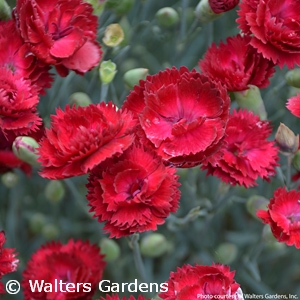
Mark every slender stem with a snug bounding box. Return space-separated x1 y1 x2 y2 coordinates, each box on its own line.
100 83 109 102
180 0 189 40
286 155 292 190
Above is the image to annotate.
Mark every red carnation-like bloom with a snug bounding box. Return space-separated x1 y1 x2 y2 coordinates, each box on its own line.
0 231 19 294
0 20 53 95
257 188 300 249
100 296 148 300
0 68 41 135
22 239 106 300
87 145 180 238
15 0 102 76
237 0 300 68
199 34 275 92
38 103 137 179
202 109 278 188
287 94 300 118
122 66 230 168
209 0 239 14
159 263 243 300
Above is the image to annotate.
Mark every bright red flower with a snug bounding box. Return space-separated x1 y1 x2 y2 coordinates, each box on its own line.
199 34 275 92
209 0 239 14
15 0 102 76
38 103 137 179
257 187 300 249
159 263 243 300
0 231 19 294
201 109 278 188
100 295 148 300
122 66 230 168
87 145 180 238
0 20 53 95
287 94 300 118
22 239 106 300
237 0 300 69
0 68 41 135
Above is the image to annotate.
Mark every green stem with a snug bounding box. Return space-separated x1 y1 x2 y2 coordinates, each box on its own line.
286 155 292 190
100 83 109 102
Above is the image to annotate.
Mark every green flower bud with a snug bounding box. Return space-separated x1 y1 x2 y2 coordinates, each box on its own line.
292 150 300 171
102 23 124 47
214 242 238 264
285 68 300 88
123 68 148 89
246 195 269 220
29 213 46 234
45 180 65 203
99 238 121 262
140 233 170 258
106 0 134 15
0 0 11 21
195 0 220 23
155 7 180 28
100 60 117 84
233 85 267 120
69 92 92 107
12 136 40 167
275 123 299 156
1 172 18 188
42 223 59 240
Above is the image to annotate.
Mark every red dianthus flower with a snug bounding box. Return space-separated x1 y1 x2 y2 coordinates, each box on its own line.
15 0 102 76
201 109 278 188
87 145 180 238
0 231 19 294
208 0 239 14
122 66 230 168
159 263 243 300
21 239 106 300
237 0 300 68
199 34 275 92
287 94 300 118
257 187 300 249
38 103 136 179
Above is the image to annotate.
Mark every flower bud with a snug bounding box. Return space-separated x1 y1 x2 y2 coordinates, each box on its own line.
12 136 40 167
1 172 19 188
292 150 300 171
100 60 117 84
123 68 148 89
275 123 299 156
285 68 300 88
29 213 46 234
69 92 92 107
246 195 269 220
0 0 11 21
155 7 180 28
208 0 239 14
106 0 134 15
233 85 267 120
214 242 238 264
102 23 124 47
42 223 59 240
140 233 170 258
99 238 121 262
195 0 220 23
45 180 65 203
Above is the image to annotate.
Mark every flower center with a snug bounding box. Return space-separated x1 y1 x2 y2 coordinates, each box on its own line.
51 23 73 40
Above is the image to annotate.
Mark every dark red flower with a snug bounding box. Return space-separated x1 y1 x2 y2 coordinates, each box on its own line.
0 68 41 135
201 109 279 188
199 34 275 92
122 66 230 168
22 239 106 300
287 94 300 118
38 103 137 179
0 231 19 294
87 145 180 238
15 0 102 76
209 0 239 14
257 187 300 249
100 296 148 300
0 20 53 95
159 263 243 300
237 0 300 68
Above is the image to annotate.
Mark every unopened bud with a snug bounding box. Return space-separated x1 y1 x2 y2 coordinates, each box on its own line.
99 238 121 262
103 23 124 47
42 223 59 240
100 60 117 84
214 242 238 264
69 92 92 107
140 233 170 258
12 136 40 166
106 0 134 15
195 0 220 23
123 68 148 89
285 68 300 89
208 0 239 14
233 85 267 120
29 213 46 234
246 195 269 220
1 172 18 188
0 0 11 21
275 123 299 156
45 180 65 203
155 7 179 28
292 150 300 171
